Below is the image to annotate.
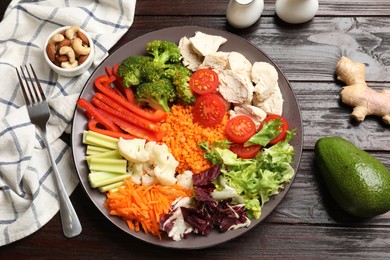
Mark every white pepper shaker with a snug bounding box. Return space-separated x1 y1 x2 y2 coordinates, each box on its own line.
226 0 264 29
275 0 319 24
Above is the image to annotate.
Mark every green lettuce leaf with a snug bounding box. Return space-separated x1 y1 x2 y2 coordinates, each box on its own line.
210 130 296 219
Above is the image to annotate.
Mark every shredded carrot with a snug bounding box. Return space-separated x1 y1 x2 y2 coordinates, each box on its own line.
104 179 193 239
160 104 228 174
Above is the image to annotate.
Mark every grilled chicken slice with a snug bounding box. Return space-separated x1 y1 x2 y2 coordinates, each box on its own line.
178 36 203 71
251 62 278 102
199 51 229 71
227 51 252 79
230 104 267 128
218 69 254 104
253 83 284 115
189 31 227 57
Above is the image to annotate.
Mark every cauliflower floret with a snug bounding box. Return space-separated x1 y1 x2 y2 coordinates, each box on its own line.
141 174 157 186
154 165 177 186
153 152 179 186
176 170 193 190
118 138 149 163
145 141 171 166
120 138 181 187
128 162 143 185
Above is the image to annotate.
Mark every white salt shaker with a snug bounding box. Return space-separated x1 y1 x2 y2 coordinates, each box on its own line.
226 0 264 29
275 0 319 24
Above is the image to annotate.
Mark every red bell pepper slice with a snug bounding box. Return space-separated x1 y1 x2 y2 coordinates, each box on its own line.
94 75 167 122
92 93 161 133
77 98 121 133
87 118 135 140
97 109 163 142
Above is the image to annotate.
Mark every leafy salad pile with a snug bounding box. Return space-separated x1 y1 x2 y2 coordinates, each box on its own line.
160 130 295 240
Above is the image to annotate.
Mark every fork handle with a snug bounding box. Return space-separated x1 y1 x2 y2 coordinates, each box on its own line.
43 137 82 238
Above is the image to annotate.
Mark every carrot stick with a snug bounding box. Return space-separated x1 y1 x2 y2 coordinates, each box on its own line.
104 180 192 238
77 98 121 132
94 75 167 122
92 92 160 132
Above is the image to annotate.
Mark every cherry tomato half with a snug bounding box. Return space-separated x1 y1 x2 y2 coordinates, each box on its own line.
225 115 256 143
260 114 289 145
189 69 219 95
193 93 225 127
230 143 261 159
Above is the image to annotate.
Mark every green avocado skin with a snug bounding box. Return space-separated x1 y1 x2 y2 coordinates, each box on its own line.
315 136 390 218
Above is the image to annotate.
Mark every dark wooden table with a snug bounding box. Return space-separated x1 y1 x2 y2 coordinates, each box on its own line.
1 1 389 259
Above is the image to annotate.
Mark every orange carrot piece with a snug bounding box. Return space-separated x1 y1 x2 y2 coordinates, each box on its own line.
104 180 192 238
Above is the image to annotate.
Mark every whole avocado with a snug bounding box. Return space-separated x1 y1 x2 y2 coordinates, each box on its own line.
315 136 390 218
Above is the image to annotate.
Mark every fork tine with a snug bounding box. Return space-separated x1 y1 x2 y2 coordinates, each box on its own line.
23 64 44 105
16 66 32 106
20 65 38 105
29 64 46 102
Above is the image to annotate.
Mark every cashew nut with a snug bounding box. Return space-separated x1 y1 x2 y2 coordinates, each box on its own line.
65 25 80 40
46 25 92 70
61 60 79 69
72 37 91 55
59 46 76 64
49 33 65 44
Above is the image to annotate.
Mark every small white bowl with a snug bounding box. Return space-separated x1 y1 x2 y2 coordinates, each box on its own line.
43 26 94 77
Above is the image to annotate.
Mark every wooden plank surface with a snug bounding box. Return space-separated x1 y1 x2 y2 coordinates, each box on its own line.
135 1 390 16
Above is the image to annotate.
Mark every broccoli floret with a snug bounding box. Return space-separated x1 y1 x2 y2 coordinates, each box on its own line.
164 64 196 105
146 40 181 67
117 56 153 87
139 62 164 83
135 78 177 112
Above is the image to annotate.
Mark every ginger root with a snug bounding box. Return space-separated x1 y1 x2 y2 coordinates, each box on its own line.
336 56 390 124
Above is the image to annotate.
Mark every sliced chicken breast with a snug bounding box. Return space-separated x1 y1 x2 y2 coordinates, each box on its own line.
218 69 254 104
252 62 279 101
231 104 267 128
227 51 252 79
178 36 203 71
189 31 227 57
199 51 229 71
253 83 284 115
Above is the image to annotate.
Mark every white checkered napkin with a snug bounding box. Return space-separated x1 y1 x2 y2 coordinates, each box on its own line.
0 0 137 246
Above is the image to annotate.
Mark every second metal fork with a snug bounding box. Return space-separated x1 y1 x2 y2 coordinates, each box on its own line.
16 64 82 238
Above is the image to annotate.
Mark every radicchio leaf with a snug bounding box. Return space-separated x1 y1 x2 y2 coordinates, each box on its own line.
181 164 250 235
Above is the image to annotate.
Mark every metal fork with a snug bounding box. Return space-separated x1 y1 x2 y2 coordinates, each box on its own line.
16 64 82 238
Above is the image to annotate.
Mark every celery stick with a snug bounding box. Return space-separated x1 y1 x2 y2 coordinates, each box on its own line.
86 150 123 165
83 130 118 149
88 171 131 188
98 181 125 193
86 145 113 155
106 185 125 193
89 158 128 174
